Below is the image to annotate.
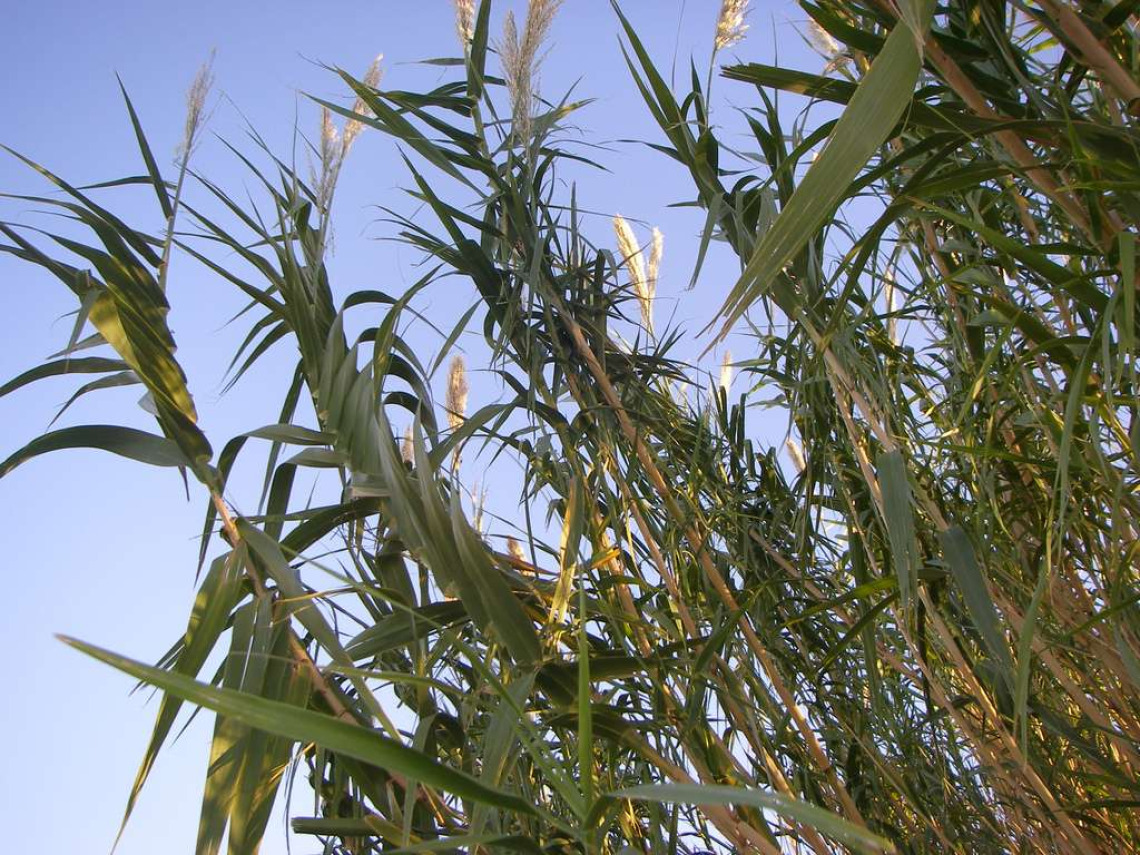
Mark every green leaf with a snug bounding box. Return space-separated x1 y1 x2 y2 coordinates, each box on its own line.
0 424 188 478
1114 625 1140 691
196 599 270 855
346 601 469 660
61 636 542 816
940 526 1014 689
380 832 544 854
0 357 129 399
596 784 895 854
116 76 172 219
87 285 214 479
577 584 594 811
709 12 932 341
236 519 395 731
227 620 312 855
117 549 244 846
878 451 920 612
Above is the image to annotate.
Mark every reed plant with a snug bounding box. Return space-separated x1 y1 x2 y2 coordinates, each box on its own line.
3 0 1139 852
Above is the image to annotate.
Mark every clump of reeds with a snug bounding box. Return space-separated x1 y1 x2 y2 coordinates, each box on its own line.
12 2 1140 853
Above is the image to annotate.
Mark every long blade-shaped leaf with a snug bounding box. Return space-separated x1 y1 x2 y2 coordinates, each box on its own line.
599 783 895 854
709 12 932 342
62 636 541 816
0 424 188 477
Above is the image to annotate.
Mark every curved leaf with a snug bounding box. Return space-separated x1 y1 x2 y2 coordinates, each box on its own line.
0 424 188 478
62 636 542 816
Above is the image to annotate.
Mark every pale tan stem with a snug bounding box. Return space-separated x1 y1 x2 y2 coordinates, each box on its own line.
920 591 1103 855
1035 0 1140 115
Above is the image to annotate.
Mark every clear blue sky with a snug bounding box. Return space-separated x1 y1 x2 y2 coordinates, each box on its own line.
0 2 821 851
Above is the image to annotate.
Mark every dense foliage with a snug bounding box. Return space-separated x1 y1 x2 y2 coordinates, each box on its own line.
3 1 1140 852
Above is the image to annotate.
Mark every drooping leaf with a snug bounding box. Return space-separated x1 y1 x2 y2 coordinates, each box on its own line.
62 636 542 816
0 424 188 477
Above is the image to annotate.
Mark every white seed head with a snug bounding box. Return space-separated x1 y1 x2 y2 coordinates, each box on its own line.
343 54 383 153
362 53 384 90
455 0 476 47
715 0 750 52
786 437 807 474
179 53 216 159
807 20 840 58
719 351 733 396
647 227 664 295
315 106 342 210
401 424 415 465
471 483 487 534
446 355 469 432
884 267 898 347
501 0 563 145
507 536 536 576
614 215 653 334
502 12 527 142
808 20 850 72
321 107 339 154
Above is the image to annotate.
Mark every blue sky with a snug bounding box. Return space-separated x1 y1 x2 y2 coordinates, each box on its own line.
0 2 824 851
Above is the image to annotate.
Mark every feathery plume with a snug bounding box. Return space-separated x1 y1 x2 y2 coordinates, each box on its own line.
178 53 215 159
884 267 898 347
342 54 383 154
316 106 341 210
714 0 750 52
786 437 807 474
455 0 476 48
501 0 563 145
161 53 215 294
401 424 415 465
313 55 382 213
807 19 850 72
507 536 536 576
446 355 469 472
647 227 664 296
614 215 653 334
807 20 841 58
321 107 339 161
719 351 733 396
446 355 469 431
502 11 524 137
471 483 487 534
